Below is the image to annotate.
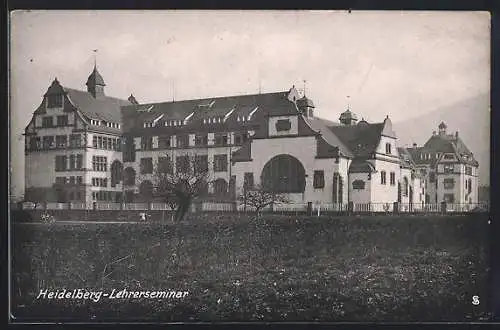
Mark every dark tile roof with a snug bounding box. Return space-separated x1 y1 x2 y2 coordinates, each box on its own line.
328 122 385 158
349 159 376 173
122 91 298 136
65 87 131 123
44 78 65 96
397 147 415 169
304 117 353 158
420 133 478 166
86 67 106 87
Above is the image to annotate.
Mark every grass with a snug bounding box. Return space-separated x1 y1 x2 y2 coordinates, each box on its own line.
11 212 492 322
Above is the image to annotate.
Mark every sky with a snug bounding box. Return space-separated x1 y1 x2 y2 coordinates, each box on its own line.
9 10 490 198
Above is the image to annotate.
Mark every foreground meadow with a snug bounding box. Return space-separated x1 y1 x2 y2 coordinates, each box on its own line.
11 212 492 322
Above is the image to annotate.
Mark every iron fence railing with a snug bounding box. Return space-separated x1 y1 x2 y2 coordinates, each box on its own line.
16 201 489 214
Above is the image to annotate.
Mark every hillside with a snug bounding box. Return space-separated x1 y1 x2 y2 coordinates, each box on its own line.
393 93 490 186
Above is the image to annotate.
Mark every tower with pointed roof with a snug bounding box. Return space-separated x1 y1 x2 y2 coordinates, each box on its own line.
86 65 106 98
438 121 447 135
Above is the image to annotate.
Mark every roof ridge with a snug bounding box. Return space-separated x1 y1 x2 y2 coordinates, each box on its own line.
63 86 130 103
121 90 290 108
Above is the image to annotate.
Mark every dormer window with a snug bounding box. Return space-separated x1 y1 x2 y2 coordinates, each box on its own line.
47 94 63 108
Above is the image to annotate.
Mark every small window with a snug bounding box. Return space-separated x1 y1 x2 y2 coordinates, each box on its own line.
429 172 436 182
42 116 54 128
443 164 454 173
352 180 365 190
47 94 63 108
380 171 387 185
390 172 396 186
57 115 68 126
444 178 455 189
214 154 228 172
140 157 153 174
313 170 325 189
385 143 392 154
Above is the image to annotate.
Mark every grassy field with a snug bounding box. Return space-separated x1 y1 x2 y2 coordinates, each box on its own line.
11 212 492 322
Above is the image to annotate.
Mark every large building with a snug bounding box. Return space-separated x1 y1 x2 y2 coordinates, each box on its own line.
24 67 479 208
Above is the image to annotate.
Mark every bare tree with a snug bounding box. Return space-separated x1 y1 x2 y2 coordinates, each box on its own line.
238 184 290 219
149 153 212 222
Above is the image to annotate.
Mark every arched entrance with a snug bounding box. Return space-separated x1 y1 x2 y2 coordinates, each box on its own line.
260 154 306 193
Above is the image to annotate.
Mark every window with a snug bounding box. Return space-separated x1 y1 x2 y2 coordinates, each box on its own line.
76 154 83 169
385 143 392 154
69 155 76 170
55 135 67 148
123 136 136 162
69 134 81 147
235 135 241 145
275 119 291 132
465 166 473 175
244 172 254 189
194 155 209 173
92 156 107 171
55 177 67 185
140 157 153 174
141 136 153 150
77 176 83 184
352 180 365 190
214 154 228 172
92 178 107 187
47 94 63 108
69 176 75 185
429 172 436 182
159 136 171 149
213 179 228 196
29 137 41 150
97 136 103 149
214 134 228 146
176 135 189 148
403 177 409 197
380 171 387 185
57 115 68 126
42 136 55 149
444 178 455 189
93 136 98 148
313 170 325 188
443 164 454 173
158 156 173 174
444 193 455 203
443 154 455 160
110 160 123 187
467 179 472 194
195 134 208 146
390 172 396 186
55 155 67 171
42 116 54 127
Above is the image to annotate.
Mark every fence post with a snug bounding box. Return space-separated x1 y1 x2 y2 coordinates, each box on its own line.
348 201 354 215
393 202 399 215
440 201 447 214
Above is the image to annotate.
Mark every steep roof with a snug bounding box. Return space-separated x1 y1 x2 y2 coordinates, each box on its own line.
122 90 298 135
86 66 106 87
348 159 376 173
328 122 385 158
65 87 131 123
397 147 416 169
304 117 353 158
421 133 478 166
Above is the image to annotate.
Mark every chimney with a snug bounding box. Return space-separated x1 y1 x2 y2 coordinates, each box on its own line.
455 131 459 138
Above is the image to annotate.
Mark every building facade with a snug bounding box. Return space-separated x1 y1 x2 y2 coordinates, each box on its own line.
24 68 479 207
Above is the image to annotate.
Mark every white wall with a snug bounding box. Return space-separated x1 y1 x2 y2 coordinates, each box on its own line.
268 115 298 137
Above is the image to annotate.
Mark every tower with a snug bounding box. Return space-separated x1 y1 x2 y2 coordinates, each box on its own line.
339 96 358 126
86 64 106 98
438 121 447 135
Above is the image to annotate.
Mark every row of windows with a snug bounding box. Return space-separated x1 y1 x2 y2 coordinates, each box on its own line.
92 191 121 201
92 178 108 187
139 133 248 150
47 94 63 108
90 119 120 129
55 176 83 185
42 115 68 127
55 154 83 171
92 156 108 171
144 119 183 128
139 155 222 174
379 171 397 186
30 134 82 150
92 135 121 150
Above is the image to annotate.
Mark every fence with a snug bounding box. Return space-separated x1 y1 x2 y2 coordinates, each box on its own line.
16 201 489 215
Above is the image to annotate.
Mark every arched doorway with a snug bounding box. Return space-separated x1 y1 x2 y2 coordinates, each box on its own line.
260 154 306 193
110 160 123 187
124 167 136 186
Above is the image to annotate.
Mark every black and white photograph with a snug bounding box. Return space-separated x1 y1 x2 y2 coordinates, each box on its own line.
9 10 492 323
